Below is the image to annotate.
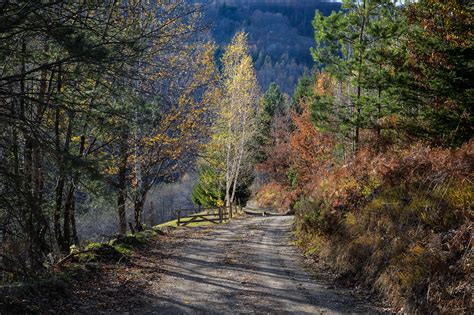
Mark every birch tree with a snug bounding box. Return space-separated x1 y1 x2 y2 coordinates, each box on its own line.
193 32 260 207
220 32 260 206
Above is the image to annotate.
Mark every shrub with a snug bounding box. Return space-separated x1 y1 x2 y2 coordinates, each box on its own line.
293 140 473 312
255 182 296 211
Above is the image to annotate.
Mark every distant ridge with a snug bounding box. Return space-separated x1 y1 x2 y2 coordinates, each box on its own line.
194 0 342 94
201 0 340 6
211 0 340 2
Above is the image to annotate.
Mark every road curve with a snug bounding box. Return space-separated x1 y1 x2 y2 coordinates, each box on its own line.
145 215 378 314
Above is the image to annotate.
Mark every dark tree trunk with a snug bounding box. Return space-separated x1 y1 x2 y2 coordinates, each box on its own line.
354 0 366 153
117 129 129 235
24 138 35 266
62 183 74 252
54 178 64 248
32 143 48 253
71 195 79 245
377 85 382 140
53 68 65 248
57 109 75 252
355 86 361 151
134 193 146 232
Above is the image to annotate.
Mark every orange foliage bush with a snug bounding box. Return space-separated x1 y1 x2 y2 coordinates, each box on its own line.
289 104 335 190
256 116 292 185
256 102 336 209
255 182 297 212
295 140 473 313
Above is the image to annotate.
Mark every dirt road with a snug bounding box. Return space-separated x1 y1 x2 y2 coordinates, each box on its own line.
144 215 378 314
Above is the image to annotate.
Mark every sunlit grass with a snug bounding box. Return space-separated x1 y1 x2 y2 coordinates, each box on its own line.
155 210 228 228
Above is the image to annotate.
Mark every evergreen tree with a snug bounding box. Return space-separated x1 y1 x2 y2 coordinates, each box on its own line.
311 0 402 151
292 74 315 110
192 166 223 207
391 0 473 146
254 83 287 163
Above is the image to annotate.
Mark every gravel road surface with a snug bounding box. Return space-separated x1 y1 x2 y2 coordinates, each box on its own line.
145 215 378 314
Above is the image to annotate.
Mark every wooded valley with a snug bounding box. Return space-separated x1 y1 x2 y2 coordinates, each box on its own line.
0 0 472 313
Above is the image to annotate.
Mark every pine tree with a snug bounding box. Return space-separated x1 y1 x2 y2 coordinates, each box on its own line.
311 0 402 152
391 0 473 146
254 83 287 163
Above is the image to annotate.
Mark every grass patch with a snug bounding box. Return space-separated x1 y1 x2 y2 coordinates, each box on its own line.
155 210 227 228
156 218 215 228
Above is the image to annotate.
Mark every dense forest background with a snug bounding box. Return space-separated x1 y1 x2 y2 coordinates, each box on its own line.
144 0 343 224
195 0 341 94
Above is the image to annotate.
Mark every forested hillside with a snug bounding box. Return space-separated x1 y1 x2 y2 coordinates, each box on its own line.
253 0 473 312
196 0 341 94
0 0 472 314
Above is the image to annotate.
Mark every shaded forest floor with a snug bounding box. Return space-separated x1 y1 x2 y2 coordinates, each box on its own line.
1 215 388 314
1 228 185 313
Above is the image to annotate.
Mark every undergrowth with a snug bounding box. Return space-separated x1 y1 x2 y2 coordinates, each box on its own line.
267 141 473 313
0 226 167 313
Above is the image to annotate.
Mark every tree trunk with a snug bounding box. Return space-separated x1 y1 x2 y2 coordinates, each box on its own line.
225 119 233 207
117 129 129 235
71 194 79 245
60 111 74 252
230 122 247 204
134 195 145 232
25 61 50 266
30 139 49 266
354 0 367 153
355 86 361 150
24 138 36 266
117 185 127 235
54 106 64 247
62 183 74 252
54 176 65 247
377 84 382 141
